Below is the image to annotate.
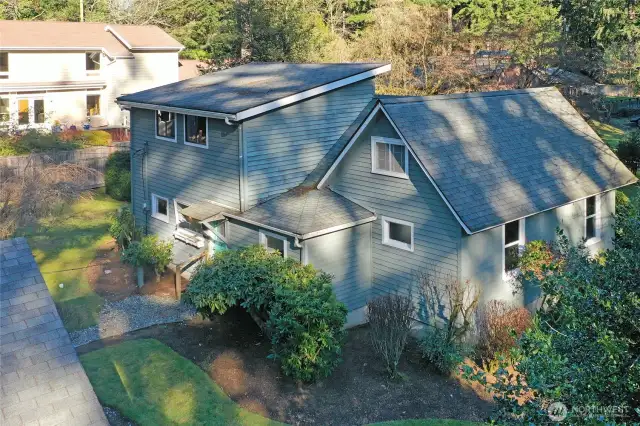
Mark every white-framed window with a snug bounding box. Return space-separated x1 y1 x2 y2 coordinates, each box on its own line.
0 97 9 122
0 52 8 79
155 110 176 141
86 94 100 116
183 115 208 148
259 229 287 257
174 200 189 228
503 218 525 279
17 98 45 125
371 136 409 178
85 52 101 75
151 194 169 223
585 194 601 245
381 216 414 252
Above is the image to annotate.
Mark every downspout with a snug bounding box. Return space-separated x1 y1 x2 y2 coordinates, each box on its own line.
235 121 248 212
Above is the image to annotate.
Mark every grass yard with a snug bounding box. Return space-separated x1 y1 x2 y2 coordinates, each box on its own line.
81 339 283 426
371 421 479 426
589 118 627 149
15 189 124 330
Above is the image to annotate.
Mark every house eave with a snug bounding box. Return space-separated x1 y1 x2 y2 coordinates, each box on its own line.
116 100 237 121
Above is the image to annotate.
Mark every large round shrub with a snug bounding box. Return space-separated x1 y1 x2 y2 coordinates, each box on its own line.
185 245 348 382
105 151 131 201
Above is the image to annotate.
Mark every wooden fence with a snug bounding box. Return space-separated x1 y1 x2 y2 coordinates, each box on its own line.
0 142 130 189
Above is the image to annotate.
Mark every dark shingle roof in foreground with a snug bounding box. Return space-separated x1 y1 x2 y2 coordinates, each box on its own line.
117 62 388 117
226 188 376 238
379 88 638 233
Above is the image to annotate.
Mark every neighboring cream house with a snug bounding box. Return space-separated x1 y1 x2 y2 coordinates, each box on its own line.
0 20 182 129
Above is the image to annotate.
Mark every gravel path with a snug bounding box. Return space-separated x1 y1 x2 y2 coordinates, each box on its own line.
70 295 197 347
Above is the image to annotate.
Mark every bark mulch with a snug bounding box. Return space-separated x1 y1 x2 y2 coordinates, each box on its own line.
77 307 493 426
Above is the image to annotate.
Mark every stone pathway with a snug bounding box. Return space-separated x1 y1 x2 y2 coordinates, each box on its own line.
1 238 108 426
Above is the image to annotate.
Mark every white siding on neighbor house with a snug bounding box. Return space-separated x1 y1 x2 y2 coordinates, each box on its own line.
104 52 179 126
130 108 241 253
242 79 375 208
327 111 462 320
6 52 89 82
460 190 616 309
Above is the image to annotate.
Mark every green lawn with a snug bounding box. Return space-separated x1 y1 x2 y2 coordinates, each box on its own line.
15 189 124 330
80 339 283 426
81 339 483 426
589 119 626 149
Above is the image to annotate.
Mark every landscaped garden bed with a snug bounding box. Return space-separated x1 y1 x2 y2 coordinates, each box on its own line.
77 307 493 425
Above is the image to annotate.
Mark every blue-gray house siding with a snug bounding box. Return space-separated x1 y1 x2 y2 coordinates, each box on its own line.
327 111 462 315
130 108 240 244
242 79 375 208
225 219 302 262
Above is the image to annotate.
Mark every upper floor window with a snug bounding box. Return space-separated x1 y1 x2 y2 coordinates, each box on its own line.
382 216 414 252
585 195 601 244
86 52 100 74
0 52 8 79
0 97 9 122
87 94 100 116
151 193 169 223
155 110 176 141
184 115 207 148
371 136 408 178
504 219 525 277
259 229 287 257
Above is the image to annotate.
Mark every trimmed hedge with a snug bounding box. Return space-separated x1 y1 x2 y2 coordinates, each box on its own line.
185 245 348 382
105 151 131 201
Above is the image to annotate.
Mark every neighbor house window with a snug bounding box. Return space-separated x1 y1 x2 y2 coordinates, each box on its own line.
0 97 9 122
33 99 44 124
503 219 525 277
17 98 44 125
382 216 414 252
259 229 287 257
87 95 100 116
18 99 28 125
85 52 100 74
184 115 207 147
0 52 8 79
151 194 169 223
155 110 176 141
371 136 408 178
585 195 601 244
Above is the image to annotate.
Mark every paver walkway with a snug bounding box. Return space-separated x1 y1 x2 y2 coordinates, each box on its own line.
1 238 108 426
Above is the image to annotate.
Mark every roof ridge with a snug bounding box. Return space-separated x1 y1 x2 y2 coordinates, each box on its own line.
378 87 556 105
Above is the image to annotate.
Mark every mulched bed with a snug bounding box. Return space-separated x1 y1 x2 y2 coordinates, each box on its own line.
78 307 493 425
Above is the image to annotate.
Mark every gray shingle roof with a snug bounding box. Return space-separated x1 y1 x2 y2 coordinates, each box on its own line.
117 62 388 115
226 188 375 238
379 87 638 233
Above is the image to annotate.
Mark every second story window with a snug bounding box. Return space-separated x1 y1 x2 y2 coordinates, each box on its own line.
86 52 100 74
0 52 8 79
155 110 176 141
184 115 207 148
371 136 408 178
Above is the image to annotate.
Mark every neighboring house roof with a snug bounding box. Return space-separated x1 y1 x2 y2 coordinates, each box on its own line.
320 87 638 234
224 188 376 240
0 20 182 58
117 62 391 121
178 60 206 81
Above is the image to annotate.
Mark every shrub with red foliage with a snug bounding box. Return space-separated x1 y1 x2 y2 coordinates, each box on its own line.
475 300 531 363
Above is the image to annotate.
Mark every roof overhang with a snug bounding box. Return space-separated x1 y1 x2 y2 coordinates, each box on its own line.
105 25 184 53
222 212 377 240
0 46 126 59
117 63 392 122
0 80 107 93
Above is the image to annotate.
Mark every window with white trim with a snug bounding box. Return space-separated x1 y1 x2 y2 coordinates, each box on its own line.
371 136 408 178
184 115 207 147
259 229 287 257
382 216 414 252
85 52 100 75
151 194 169 223
155 110 175 141
0 97 9 122
503 219 525 276
585 195 601 244
0 52 8 79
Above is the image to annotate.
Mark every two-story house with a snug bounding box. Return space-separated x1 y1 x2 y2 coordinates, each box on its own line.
0 20 182 129
117 63 637 326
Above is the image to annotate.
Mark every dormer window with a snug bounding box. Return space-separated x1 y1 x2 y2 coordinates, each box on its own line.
86 52 100 75
0 52 8 79
371 136 408 178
